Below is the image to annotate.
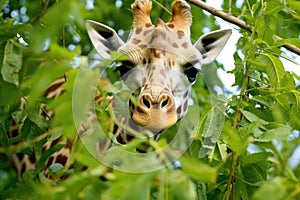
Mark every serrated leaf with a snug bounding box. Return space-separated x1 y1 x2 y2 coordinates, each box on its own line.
229 52 244 87
28 111 48 131
12 110 27 125
199 100 225 158
1 41 22 86
17 118 41 145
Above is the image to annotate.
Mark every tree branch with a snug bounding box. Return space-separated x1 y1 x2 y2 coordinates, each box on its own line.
189 0 300 56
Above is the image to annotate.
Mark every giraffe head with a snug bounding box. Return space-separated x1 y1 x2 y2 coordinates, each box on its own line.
86 0 231 133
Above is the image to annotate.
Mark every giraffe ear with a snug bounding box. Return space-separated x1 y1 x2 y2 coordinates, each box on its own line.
86 20 125 59
194 29 232 65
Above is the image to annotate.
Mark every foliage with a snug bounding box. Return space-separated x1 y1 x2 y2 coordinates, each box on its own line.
0 0 300 199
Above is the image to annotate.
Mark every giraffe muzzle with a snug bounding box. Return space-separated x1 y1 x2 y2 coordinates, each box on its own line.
131 92 178 132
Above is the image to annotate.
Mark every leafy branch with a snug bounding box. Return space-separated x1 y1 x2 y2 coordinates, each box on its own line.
189 0 300 56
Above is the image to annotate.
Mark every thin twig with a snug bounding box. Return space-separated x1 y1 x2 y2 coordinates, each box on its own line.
228 0 232 15
189 0 300 56
30 0 50 24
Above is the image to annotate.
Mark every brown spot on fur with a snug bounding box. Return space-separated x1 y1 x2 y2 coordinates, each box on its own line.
149 71 154 78
44 78 66 97
135 27 142 34
143 29 152 36
56 155 67 165
16 153 24 160
132 38 141 44
150 34 157 43
145 23 152 27
181 42 188 49
176 105 182 115
172 42 179 48
161 31 167 40
51 138 60 147
142 58 147 65
160 69 166 77
183 100 188 112
21 163 26 174
139 44 147 49
29 154 35 163
177 30 185 39
168 23 174 28
46 156 54 169
184 90 189 98
153 49 161 58
42 146 47 153
142 78 146 85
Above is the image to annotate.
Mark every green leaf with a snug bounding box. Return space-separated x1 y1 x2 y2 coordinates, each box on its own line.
1 41 22 86
241 110 267 124
260 123 292 141
242 152 273 166
22 59 70 109
0 76 20 106
261 53 285 89
19 118 41 143
58 67 98 139
199 97 226 158
35 144 65 172
0 0 6 10
264 0 284 15
12 110 27 125
229 52 244 87
253 177 287 200
0 120 10 146
179 156 217 182
221 121 249 155
104 172 156 200
167 170 197 200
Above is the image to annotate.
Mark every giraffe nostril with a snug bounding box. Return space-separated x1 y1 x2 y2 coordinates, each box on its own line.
161 98 169 108
142 96 151 109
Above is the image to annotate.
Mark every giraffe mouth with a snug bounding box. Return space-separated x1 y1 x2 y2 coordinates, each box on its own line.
131 93 178 133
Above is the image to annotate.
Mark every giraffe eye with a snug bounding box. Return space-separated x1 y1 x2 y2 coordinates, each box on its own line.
116 60 135 76
183 65 200 83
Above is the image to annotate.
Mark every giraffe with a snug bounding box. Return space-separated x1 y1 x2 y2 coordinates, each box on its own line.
86 0 231 135
9 0 231 179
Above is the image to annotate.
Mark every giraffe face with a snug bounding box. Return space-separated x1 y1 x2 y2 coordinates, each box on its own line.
119 24 201 132
86 0 231 133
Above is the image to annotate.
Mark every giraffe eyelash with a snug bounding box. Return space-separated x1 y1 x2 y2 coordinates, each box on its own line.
115 60 135 76
183 62 201 83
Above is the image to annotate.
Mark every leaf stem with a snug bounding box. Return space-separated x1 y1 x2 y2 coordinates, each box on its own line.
152 0 172 15
228 0 232 15
225 58 250 200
